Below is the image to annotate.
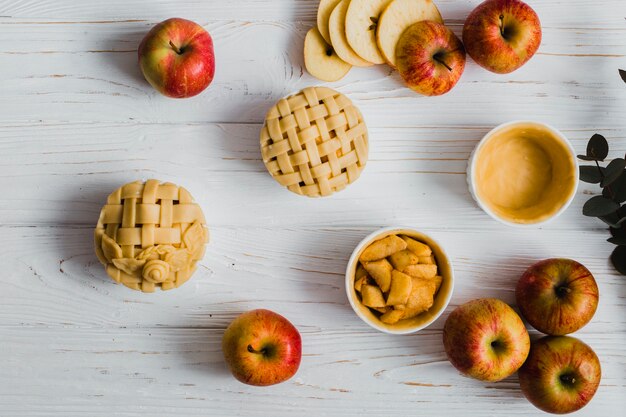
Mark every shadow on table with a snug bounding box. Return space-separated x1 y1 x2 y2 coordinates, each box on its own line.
49 179 130 293
98 22 152 93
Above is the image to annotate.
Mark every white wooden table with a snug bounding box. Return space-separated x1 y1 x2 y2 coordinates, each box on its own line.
1 1 625 416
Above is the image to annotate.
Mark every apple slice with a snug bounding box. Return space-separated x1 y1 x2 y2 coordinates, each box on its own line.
345 0 392 65
361 284 386 308
376 0 443 67
362 259 393 292
360 234 406 262
389 249 419 271
403 277 436 318
380 309 405 324
354 276 368 292
304 27 352 82
317 0 342 44
404 264 437 278
401 235 432 256
386 270 413 306
329 0 374 67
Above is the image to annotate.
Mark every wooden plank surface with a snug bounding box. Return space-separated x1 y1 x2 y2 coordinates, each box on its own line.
0 0 625 415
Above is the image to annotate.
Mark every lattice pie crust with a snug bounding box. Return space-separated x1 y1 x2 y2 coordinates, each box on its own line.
94 180 209 292
260 87 369 197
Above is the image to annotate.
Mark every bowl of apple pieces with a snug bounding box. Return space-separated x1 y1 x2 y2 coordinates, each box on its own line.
346 227 454 334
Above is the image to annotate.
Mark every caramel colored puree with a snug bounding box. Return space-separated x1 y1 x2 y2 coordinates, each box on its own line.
474 123 577 224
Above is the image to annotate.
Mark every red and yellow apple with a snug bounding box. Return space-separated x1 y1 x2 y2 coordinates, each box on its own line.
138 18 215 98
519 336 601 414
443 298 530 382
396 21 466 96
516 259 599 336
462 0 541 74
222 309 302 386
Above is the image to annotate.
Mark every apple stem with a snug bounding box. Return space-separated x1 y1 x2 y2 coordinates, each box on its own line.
560 374 577 385
169 40 183 55
499 15 505 37
247 344 266 355
555 285 572 298
434 56 453 72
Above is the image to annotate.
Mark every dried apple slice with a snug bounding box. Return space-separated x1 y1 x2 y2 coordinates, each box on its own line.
345 0 392 65
376 0 443 67
317 0 342 44
304 27 352 82
329 0 374 67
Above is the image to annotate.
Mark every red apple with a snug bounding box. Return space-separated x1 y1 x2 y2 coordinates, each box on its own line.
516 259 599 336
463 0 541 74
443 298 530 381
138 18 215 98
222 309 302 386
519 336 601 414
395 21 466 96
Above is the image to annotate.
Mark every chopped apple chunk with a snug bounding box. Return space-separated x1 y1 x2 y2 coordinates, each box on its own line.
403 277 436 319
389 249 419 271
401 235 432 256
356 264 369 280
386 270 413 306
362 258 393 292
380 309 405 324
361 285 386 308
360 234 407 262
418 255 436 264
432 275 443 294
404 264 437 279
354 232 444 325
354 276 368 292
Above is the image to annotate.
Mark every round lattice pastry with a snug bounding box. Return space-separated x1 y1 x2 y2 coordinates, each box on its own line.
94 180 209 292
260 87 369 197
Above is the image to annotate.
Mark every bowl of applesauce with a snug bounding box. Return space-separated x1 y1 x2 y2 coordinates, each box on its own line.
468 121 578 226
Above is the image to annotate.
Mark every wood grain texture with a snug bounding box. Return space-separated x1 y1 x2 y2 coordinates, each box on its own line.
0 0 625 415
0 12 624 126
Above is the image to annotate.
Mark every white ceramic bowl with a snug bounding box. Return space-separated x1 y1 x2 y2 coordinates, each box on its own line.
467 121 579 227
345 227 455 335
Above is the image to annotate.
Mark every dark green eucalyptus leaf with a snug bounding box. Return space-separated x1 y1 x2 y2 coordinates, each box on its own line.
586 134 608 161
598 216 626 229
580 165 603 183
610 224 626 237
620 69 626 84
608 171 626 203
608 236 626 245
583 196 619 217
581 165 604 183
599 212 621 228
601 158 626 187
578 154 600 162
611 245 626 275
